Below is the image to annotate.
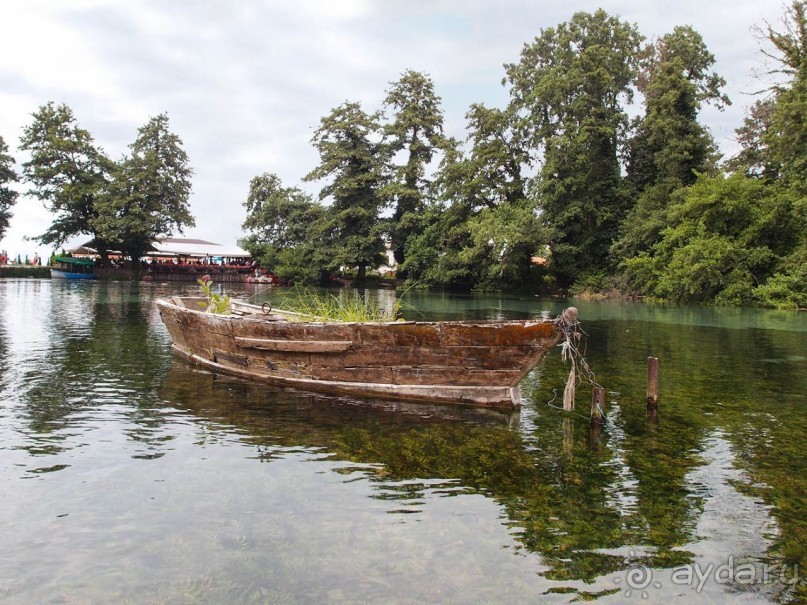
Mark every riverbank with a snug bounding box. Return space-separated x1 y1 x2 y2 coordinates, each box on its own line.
0 265 50 278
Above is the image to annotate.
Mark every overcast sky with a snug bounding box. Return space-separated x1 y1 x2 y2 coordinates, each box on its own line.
0 0 786 260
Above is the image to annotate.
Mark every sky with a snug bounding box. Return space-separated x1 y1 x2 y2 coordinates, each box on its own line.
0 0 787 261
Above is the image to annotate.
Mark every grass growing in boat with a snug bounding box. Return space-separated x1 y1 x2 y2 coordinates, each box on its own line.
197 275 231 314
275 287 403 322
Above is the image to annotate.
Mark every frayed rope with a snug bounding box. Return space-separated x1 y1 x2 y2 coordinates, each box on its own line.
553 307 600 411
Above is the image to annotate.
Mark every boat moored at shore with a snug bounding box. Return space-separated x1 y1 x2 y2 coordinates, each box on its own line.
50 256 96 280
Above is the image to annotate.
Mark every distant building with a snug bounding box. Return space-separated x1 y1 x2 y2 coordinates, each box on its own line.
73 237 251 262
150 238 251 260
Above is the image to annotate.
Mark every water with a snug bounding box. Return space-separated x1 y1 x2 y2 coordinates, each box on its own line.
0 279 805 604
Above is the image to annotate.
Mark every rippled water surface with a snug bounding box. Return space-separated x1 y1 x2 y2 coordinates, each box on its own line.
0 279 805 604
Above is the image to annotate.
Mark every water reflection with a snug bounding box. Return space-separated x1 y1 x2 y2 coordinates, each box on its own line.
0 279 804 603
0 281 172 460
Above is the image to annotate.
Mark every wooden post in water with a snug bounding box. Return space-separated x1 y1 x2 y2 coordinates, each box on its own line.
647 356 659 409
589 386 606 450
591 386 606 426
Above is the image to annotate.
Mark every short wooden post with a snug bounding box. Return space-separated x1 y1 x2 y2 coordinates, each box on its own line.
647 356 659 409
591 386 606 426
589 386 606 450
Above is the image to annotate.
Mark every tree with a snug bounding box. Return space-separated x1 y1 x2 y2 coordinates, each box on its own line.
241 172 328 282
0 135 18 239
18 102 113 248
623 174 802 305
404 104 545 291
443 103 530 211
304 102 387 282
504 9 643 286
719 1 807 307
382 70 447 270
95 113 194 265
400 138 473 288
614 26 728 262
727 98 779 179
757 1 807 191
463 200 547 291
242 172 321 247
628 26 728 191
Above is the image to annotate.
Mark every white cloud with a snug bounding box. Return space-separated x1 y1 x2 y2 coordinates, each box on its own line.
0 0 789 260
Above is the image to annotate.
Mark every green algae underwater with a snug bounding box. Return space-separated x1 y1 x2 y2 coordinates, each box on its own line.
0 279 804 604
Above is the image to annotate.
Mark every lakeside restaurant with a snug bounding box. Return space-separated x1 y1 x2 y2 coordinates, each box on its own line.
143 238 254 282
74 237 255 283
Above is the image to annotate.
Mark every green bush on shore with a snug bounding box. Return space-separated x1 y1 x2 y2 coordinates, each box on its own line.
0 266 51 278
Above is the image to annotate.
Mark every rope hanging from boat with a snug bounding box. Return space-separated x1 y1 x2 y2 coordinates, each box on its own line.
553 307 600 411
243 285 276 302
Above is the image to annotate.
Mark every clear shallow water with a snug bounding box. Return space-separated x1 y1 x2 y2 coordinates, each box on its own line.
0 279 805 604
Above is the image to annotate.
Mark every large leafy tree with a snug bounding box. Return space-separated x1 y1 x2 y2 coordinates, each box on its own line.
628 26 728 190
758 0 807 191
504 9 643 286
18 102 113 248
405 104 545 291
402 140 475 289
0 135 18 239
623 174 802 305
95 113 194 265
304 102 387 282
242 172 321 247
241 172 327 282
614 26 728 262
382 70 446 270
726 98 779 179
752 1 807 305
442 104 530 211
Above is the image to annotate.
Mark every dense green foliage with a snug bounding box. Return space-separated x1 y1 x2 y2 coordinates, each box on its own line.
304 102 388 282
625 2 807 308
241 6 806 307
11 6 801 306
94 113 195 264
505 9 642 287
623 174 804 305
613 27 728 263
17 104 193 264
0 135 18 239
240 172 327 282
19 102 114 248
382 69 448 272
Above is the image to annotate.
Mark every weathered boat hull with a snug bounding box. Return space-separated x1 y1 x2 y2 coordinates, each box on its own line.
156 297 562 409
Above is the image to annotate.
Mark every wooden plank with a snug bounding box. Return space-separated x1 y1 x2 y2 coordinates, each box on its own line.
391 366 519 386
439 321 558 346
320 345 535 370
308 363 516 387
181 348 520 407
231 321 354 342
309 365 395 383
214 350 249 366
235 336 351 353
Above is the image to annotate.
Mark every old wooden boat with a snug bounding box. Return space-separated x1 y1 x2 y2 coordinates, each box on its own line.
156 297 569 409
